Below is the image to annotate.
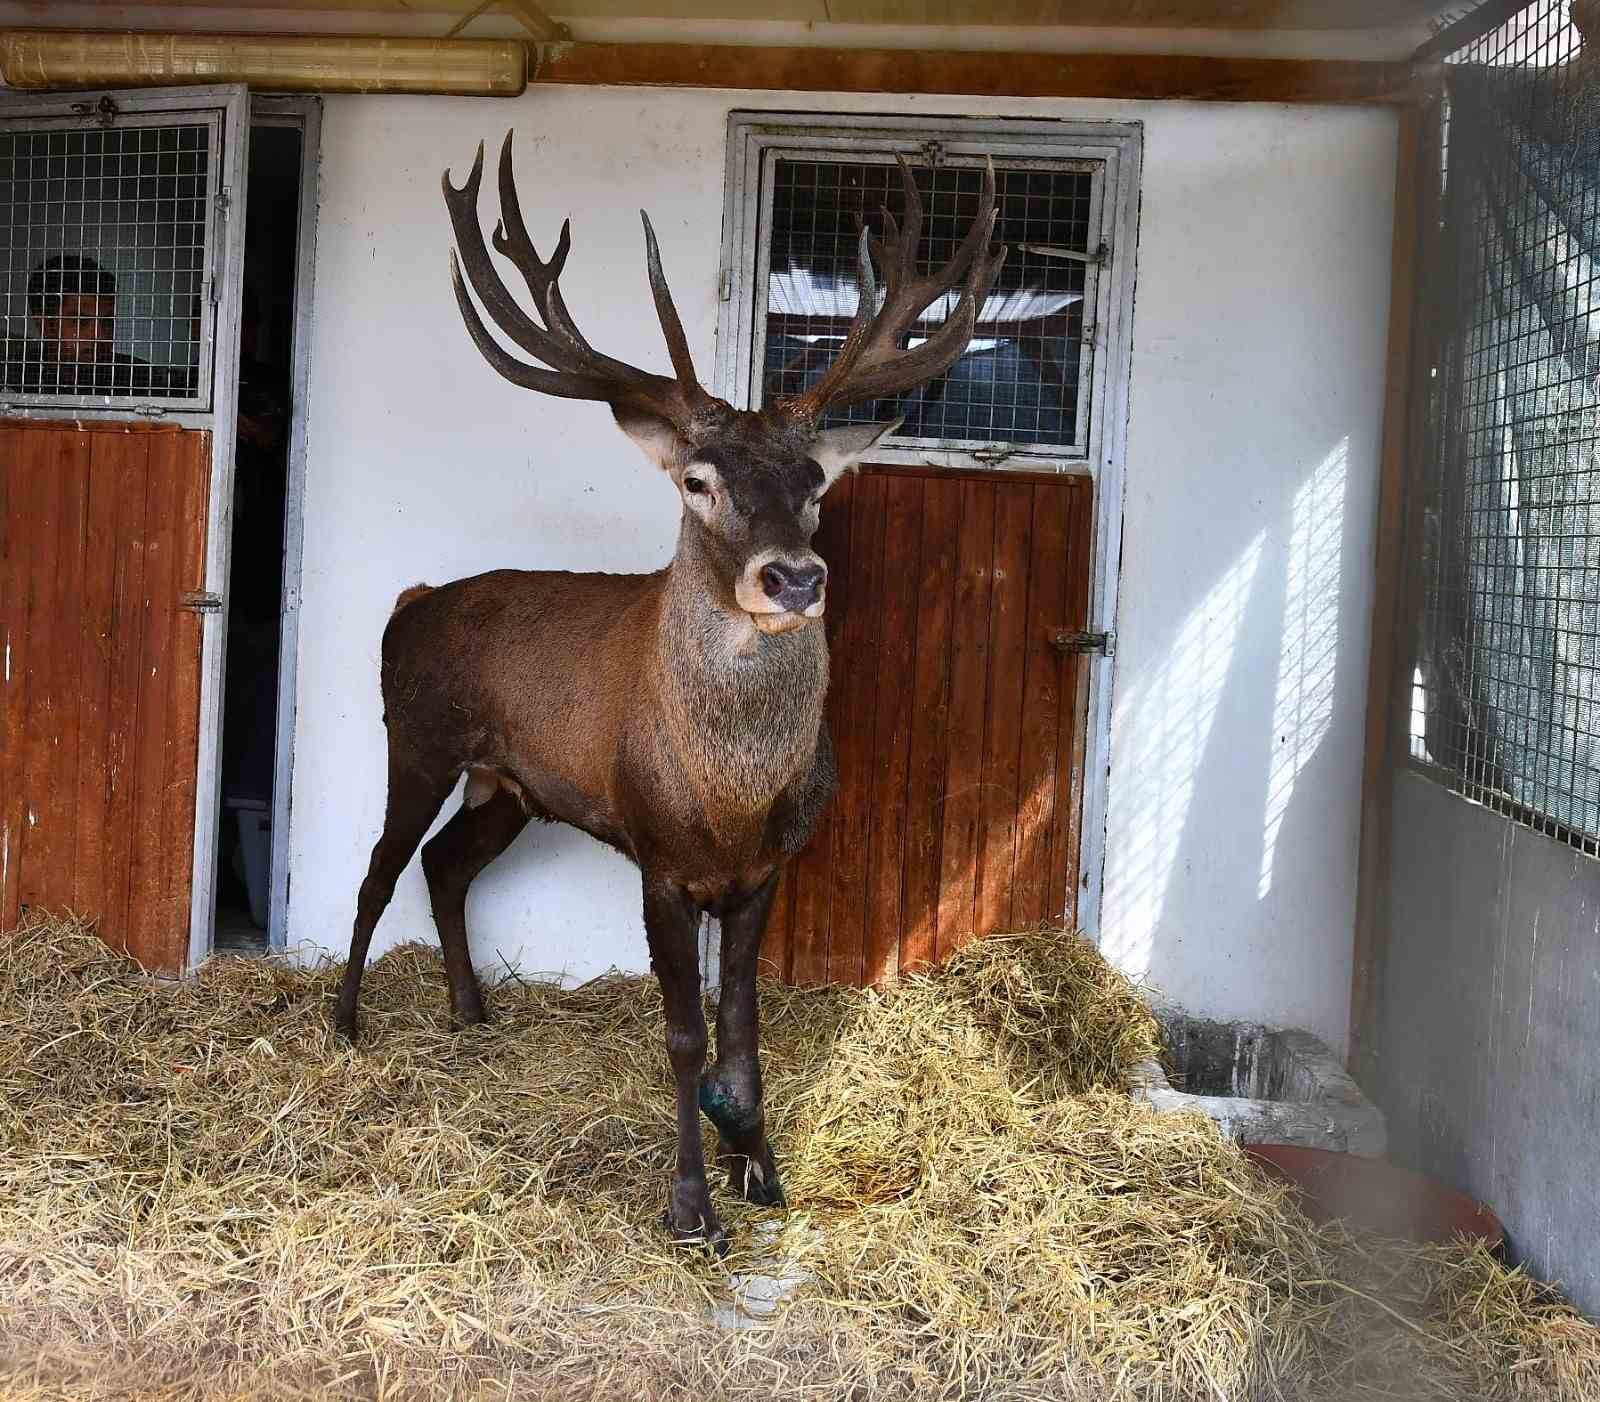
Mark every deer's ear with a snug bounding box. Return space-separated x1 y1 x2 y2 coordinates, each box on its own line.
811 418 902 488
612 406 685 472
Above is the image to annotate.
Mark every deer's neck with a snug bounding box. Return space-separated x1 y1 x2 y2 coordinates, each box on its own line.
656 549 828 817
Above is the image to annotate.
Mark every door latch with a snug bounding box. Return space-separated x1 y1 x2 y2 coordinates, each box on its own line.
1050 628 1114 657
68 94 119 127
179 591 223 614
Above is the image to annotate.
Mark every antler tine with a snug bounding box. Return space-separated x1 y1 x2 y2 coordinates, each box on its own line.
880 155 923 298
778 154 1006 426
828 227 1006 405
640 211 715 411
491 131 616 367
443 133 723 431
444 143 611 379
448 251 620 401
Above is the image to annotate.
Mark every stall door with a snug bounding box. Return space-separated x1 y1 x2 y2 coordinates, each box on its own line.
766 465 1095 986
0 86 248 972
0 421 211 967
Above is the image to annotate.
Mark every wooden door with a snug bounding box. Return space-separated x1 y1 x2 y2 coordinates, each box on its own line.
0 419 212 972
765 464 1095 987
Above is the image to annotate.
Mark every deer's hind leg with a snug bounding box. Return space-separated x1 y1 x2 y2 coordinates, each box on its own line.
421 781 530 1028
337 752 457 1043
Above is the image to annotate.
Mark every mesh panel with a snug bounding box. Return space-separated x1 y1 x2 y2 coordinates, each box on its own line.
0 122 211 403
761 156 1094 451
1410 1 1600 851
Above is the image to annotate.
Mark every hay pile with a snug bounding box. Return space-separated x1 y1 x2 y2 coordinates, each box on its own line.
0 911 1596 1400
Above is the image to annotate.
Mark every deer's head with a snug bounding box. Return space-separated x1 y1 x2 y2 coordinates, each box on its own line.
444 134 1005 635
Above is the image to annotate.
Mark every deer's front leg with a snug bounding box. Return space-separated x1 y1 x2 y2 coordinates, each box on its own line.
700 868 785 1207
642 877 724 1253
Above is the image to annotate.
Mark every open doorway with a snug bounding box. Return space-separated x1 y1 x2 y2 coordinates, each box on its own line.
214 115 310 954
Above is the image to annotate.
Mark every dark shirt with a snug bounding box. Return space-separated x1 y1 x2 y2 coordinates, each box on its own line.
1 340 183 397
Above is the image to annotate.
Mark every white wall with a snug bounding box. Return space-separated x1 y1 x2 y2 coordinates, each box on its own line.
287 86 1394 1051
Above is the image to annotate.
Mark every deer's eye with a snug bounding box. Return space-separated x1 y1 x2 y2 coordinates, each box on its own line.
684 476 709 496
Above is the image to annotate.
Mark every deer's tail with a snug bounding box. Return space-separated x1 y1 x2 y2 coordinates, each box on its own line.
391 583 435 616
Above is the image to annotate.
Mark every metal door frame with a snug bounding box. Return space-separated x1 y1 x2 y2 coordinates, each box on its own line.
714 110 1143 942
250 94 322 954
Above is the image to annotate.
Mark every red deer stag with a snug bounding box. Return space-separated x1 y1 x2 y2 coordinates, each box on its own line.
338 132 1004 1250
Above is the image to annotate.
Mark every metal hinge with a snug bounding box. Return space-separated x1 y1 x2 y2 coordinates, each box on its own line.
207 186 232 307
1050 628 1114 657
179 591 224 614
921 139 946 168
718 267 733 302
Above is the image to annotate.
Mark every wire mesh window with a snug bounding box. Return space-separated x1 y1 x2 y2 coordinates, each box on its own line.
0 117 217 408
761 155 1097 454
1409 1 1600 851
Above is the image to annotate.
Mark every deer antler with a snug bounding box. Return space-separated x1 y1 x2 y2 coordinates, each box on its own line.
773 155 1007 430
443 131 723 434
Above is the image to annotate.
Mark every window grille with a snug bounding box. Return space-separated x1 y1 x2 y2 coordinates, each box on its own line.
719 115 1140 470
0 117 219 410
764 157 1094 453
1409 0 1600 851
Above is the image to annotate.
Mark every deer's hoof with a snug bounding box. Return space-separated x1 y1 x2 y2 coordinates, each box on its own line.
662 1208 730 1258
724 1147 786 1207
663 1182 728 1257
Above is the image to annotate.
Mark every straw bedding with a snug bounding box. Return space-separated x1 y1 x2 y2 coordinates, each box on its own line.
0 910 1596 1401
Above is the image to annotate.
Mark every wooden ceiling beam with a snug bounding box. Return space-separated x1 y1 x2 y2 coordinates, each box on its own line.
500 0 571 42
530 42 1421 105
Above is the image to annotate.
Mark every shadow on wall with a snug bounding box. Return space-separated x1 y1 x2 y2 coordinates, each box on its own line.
1102 438 1354 1031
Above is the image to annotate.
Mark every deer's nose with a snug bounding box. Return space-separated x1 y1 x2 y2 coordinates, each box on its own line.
759 558 827 612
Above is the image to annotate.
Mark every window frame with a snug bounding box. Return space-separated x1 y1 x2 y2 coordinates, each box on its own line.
0 87 243 422
715 112 1141 477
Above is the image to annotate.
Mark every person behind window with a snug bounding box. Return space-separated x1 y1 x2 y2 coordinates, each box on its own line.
3 253 170 396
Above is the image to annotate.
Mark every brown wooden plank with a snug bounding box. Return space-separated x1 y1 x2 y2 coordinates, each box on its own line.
45 433 92 918
974 480 1034 937
900 480 961 972
861 472 923 985
789 471 854 986
760 864 794 982
934 478 996 962
14 426 67 915
1047 482 1095 925
825 471 886 987
124 431 185 971
99 431 156 954
156 432 211 953
1350 104 1428 1076
535 43 1419 106
70 430 126 916
1010 486 1071 927
0 427 33 929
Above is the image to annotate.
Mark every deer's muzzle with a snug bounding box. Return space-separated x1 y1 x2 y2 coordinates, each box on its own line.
737 550 828 624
